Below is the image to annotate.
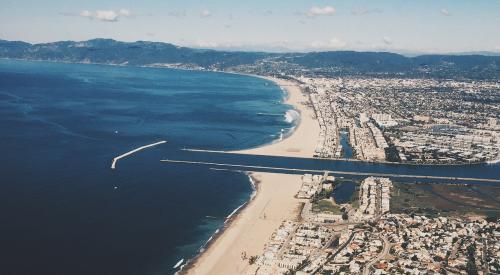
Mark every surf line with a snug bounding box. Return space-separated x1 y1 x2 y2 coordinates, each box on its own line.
111 141 167 169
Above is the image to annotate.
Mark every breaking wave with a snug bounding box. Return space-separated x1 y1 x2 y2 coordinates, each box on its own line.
284 109 300 124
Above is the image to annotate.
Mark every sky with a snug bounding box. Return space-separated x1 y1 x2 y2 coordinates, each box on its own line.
1 0 499 53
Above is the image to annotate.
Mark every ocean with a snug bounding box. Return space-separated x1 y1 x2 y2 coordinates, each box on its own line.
0 59 295 275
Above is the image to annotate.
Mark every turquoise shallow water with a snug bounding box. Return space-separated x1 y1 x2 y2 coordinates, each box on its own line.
0 59 295 275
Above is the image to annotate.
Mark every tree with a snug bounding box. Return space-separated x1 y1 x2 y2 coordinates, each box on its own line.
342 212 349 220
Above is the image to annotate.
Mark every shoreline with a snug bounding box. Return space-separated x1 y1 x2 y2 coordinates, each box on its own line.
229 76 320 158
181 76 317 275
178 172 260 274
183 172 303 275
181 76 319 274
6 58 494 166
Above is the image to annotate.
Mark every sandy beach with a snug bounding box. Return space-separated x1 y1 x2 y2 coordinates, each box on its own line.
184 172 303 275
231 76 320 158
183 76 320 275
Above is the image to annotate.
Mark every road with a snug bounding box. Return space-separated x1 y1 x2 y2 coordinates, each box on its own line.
362 236 391 275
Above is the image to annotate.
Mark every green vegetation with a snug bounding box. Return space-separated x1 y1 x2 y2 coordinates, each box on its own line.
466 243 478 275
312 199 342 214
391 182 500 219
316 187 333 200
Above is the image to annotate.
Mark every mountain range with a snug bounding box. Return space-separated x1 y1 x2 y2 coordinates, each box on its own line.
1 38 499 79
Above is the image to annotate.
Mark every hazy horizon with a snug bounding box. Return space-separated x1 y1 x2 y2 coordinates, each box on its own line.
1 0 500 54
3 37 500 57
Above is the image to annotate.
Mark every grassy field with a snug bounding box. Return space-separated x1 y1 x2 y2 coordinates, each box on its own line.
391 182 500 219
313 199 342 214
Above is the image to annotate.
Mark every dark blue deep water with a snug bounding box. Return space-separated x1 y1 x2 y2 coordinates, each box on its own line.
332 180 357 204
0 60 293 275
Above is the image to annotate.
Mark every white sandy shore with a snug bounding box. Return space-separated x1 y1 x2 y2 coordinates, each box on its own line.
185 172 303 275
232 76 320 158
183 76 320 275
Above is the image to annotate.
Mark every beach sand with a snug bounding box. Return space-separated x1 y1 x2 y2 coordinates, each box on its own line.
185 172 303 275
232 77 320 158
183 76 319 275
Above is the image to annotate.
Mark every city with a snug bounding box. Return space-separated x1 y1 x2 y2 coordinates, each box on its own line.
246 175 499 275
299 77 500 164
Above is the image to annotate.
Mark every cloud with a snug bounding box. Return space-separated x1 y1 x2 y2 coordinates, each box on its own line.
95 10 119 21
351 7 382 16
310 37 346 50
200 10 211 18
77 9 132 22
328 38 346 48
440 9 451 16
119 9 130 17
382 37 392 45
80 10 92 18
306 6 336 17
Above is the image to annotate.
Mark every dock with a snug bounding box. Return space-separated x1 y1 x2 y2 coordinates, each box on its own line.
160 159 500 184
111 141 167 169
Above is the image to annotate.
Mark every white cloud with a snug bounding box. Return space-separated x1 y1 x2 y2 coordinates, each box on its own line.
194 40 219 48
310 37 346 50
307 6 336 17
440 9 451 16
80 10 92 17
78 9 131 22
200 10 211 18
329 38 346 48
94 10 119 22
119 9 130 17
382 36 392 45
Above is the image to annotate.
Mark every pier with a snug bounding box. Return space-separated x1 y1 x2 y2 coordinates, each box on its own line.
160 159 500 184
111 141 167 169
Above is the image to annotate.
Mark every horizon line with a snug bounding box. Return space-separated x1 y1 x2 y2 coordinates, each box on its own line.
2 37 500 57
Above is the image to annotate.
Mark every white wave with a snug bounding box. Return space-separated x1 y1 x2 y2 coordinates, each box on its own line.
486 158 500 164
225 202 247 221
173 259 184 269
284 109 300 124
247 174 258 200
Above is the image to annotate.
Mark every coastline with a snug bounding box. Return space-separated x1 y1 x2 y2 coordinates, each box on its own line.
178 172 260 273
230 76 320 158
181 77 317 274
182 172 303 275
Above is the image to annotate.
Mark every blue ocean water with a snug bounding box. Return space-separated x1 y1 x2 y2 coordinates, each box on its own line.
0 60 294 275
